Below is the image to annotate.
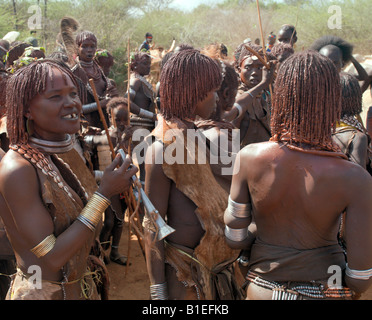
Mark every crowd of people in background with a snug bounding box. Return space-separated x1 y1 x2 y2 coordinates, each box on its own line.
0 18 372 301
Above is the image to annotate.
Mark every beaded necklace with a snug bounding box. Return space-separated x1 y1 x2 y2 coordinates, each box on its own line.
77 58 109 100
339 115 364 132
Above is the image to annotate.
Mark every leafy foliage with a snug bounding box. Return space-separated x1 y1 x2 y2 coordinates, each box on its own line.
1 0 370 91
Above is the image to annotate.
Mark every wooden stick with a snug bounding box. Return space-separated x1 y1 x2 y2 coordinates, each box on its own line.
243 44 270 69
125 193 132 277
127 38 131 130
125 38 134 276
255 0 273 97
256 0 267 64
88 78 115 160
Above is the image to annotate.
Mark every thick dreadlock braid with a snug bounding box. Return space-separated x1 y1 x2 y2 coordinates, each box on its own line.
271 50 341 151
159 49 222 121
340 72 362 117
6 59 80 145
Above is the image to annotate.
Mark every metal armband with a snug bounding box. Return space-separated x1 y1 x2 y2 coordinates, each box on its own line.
139 108 155 120
233 103 243 118
346 263 372 280
150 282 168 300
227 196 251 219
224 225 248 242
30 234 57 258
77 192 111 232
82 102 98 114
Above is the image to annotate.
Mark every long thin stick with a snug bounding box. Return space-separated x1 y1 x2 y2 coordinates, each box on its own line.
127 38 131 131
255 0 273 97
125 37 133 277
256 0 267 64
88 78 115 160
290 3 300 46
243 44 270 69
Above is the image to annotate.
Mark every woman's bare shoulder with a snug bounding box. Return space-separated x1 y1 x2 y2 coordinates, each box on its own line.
240 140 280 160
0 150 37 191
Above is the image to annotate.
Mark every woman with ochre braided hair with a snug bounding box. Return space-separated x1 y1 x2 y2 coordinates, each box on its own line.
0 59 137 300
225 51 372 300
144 49 241 300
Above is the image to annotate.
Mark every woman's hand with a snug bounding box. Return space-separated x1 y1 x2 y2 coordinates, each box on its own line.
260 61 277 88
97 154 138 198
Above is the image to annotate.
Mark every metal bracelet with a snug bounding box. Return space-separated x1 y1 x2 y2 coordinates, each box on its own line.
345 263 372 280
233 103 243 118
227 196 251 219
77 215 96 232
150 282 168 300
77 192 111 231
224 226 248 242
30 234 57 258
94 170 104 183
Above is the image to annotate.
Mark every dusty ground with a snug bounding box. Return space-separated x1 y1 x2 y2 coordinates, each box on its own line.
104 216 150 300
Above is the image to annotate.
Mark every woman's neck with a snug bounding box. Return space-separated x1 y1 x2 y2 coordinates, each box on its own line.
28 134 75 154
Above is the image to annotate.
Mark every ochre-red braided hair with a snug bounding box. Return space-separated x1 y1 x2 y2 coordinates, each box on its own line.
159 49 222 120
270 50 341 151
6 59 80 145
340 72 362 117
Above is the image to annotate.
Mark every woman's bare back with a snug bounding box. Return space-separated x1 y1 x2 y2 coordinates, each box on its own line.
239 141 366 249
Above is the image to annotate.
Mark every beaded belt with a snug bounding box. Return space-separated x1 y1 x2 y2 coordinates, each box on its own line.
246 271 354 300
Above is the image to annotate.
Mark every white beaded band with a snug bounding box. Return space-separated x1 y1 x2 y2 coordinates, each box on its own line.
150 282 168 300
224 226 248 242
345 264 372 280
227 196 251 219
